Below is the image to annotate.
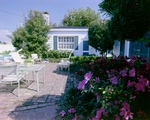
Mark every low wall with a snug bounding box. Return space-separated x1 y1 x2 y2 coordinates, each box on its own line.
0 44 16 53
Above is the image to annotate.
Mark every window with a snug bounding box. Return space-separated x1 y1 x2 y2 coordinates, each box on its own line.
58 37 74 50
83 41 89 51
129 41 148 57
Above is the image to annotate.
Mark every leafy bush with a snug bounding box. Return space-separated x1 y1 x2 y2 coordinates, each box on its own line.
58 55 150 119
0 50 11 55
70 56 101 62
48 58 62 63
48 50 72 58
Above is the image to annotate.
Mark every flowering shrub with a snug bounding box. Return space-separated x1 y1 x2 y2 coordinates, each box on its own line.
58 55 150 120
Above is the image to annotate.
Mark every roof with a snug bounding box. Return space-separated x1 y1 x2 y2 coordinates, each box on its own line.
52 26 88 29
50 26 88 32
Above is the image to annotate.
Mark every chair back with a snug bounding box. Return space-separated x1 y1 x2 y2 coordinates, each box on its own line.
0 64 18 76
10 52 21 63
31 54 38 60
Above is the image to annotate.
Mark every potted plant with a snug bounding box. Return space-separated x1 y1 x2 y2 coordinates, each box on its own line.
24 59 33 68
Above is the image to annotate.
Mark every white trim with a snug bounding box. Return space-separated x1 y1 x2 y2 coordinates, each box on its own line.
50 29 88 32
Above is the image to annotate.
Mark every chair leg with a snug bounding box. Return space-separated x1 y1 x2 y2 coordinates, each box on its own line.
18 81 20 97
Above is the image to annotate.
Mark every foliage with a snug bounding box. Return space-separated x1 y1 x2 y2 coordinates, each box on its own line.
62 7 100 26
58 55 150 119
88 19 114 54
48 58 62 63
52 23 57 27
48 50 72 58
8 9 51 58
24 58 33 63
99 0 150 45
8 27 26 50
0 50 11 55
70 56 101 62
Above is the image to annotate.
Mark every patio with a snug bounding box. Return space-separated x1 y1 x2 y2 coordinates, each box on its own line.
0 63 78 120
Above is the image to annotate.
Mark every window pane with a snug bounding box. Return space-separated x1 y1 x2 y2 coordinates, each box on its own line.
83 41 89 51
83 52 89 56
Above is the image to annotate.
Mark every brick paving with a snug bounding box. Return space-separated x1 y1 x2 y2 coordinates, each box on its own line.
0 63 78 120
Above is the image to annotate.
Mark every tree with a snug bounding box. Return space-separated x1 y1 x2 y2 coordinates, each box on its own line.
52 23 57 27
62 7 100 26
8 27 26 50
88 19 114 55
99 0 150 44
8 9 51 58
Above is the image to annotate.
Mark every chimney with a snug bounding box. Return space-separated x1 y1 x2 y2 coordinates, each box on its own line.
43 12 50 25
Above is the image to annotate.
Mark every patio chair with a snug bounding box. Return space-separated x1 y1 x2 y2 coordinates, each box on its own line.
31 54 41 64
0 64 26 97
58 53 72 71
10 52 25 64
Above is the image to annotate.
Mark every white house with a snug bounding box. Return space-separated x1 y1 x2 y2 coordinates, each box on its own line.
47 26 98 56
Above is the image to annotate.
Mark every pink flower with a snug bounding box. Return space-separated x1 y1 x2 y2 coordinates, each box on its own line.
109 88 113 92
72 113 77 120
75 72 77 74
139 75 149 87
124 111 133 120
127 80 136 87
137 108 146 117
84 71 93 83
135 82 145 92
121 70 127 77
145 62 150 70
68 108 76 113
92 118 99 120
95 107 105 119
108 102 111 106
118 55 122 58
81 69 84 71
124 55 127 59
106 70 109 74
101 56 104 59
96 77 100 82
114 100 118 104
120 107 126 116
122 101 130 111
129 68 135 77
111 76 117 84
95 109 102 118
130 55 135 59
115 114 120 120
60 110 66 116
90 84 93 87
77 81 85 89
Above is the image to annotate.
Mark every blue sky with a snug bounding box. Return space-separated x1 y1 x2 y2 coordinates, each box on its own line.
0 0 107 42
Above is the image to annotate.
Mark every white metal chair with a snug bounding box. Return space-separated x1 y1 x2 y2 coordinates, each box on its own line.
10 52 25 64
31 54 41 64
0 64 26 97
58 53 72 71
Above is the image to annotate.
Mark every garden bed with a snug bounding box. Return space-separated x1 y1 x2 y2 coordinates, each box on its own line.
57 55 150 120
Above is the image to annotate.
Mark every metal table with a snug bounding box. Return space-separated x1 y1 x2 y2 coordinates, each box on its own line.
18 64 45 92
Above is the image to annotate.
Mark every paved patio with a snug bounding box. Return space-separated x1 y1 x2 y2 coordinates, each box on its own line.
0 63 77 120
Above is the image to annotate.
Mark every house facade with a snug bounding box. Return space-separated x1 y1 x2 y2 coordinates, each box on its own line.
47 26 149 59
47 26 98 56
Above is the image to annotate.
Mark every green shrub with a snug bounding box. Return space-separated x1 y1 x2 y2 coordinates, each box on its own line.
70 56 101 62
48 50 72 58
48 58 62 63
